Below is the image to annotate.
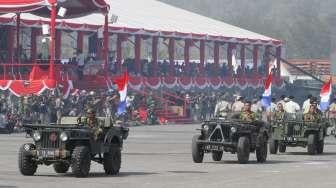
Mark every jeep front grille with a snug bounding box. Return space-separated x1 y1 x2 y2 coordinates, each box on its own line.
41 132 62 149
220 125 231 140
210 129 223 142
286 123 301 137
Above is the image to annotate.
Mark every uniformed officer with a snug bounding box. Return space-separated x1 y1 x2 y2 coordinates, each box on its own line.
78 108 103 140
214 94 231 117
303 104 321 123
240 101 256 121
273 103 287 121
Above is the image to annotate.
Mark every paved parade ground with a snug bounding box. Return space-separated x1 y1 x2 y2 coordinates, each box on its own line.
1 124 336 188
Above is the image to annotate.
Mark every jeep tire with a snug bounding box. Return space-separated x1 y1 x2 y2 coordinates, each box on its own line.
104 146 121 175
53 162 70 173
269 139 278 154
71 146 91 177
317 139 324 154
237 136 250 164
307 134 317 155
256 137 268 163
212 151 223 161
18 143 37 176
279 143 286 153
192 134 204 163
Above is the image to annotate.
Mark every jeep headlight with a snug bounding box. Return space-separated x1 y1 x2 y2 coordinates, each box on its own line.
33 131 41 141
231 127 237 133
60 132 68 142
203 125 209 131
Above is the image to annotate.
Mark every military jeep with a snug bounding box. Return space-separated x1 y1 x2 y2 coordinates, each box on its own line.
269 118 327 155
192 117 269 164
19 117 129 177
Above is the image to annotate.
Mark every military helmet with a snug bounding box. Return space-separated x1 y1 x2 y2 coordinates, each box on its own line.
87 108 96 114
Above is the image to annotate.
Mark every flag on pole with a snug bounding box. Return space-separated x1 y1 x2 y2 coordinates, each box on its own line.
114 72 129 115
320 78 332 112
261 73 272 108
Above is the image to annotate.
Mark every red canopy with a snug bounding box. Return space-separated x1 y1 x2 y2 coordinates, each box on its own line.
0 0 109 17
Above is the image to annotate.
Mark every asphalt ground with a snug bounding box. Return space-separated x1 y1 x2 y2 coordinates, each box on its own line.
0 124 336 188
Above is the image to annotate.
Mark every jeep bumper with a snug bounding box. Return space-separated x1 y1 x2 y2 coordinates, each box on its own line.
197 140 236 151
29 149 71 159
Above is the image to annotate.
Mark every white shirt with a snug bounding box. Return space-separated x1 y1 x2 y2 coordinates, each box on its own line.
302 99 310 114
232 101 244 112
284 100 300 114
214 100 231 115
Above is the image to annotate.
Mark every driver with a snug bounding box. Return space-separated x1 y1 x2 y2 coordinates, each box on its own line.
240 101 256 121
303 104 321 123
78 108 103 140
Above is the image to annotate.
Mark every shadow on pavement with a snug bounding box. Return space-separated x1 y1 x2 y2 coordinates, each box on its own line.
205 160 297 165
281 152 336 156
36 171 159 178
167 171 208 174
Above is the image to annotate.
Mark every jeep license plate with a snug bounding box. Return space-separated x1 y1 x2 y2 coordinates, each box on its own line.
205 145 224 151
39 150 55 158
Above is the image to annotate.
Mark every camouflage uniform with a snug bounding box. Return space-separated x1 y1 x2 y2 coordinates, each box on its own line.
240 111 256 121
78 109 103 140
273 111 287 121
303 112 321 123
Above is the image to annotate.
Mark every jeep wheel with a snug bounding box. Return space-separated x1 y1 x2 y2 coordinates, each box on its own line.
53 162 70 173
71 146 91 177
256 137 268 163
192 134 204 163
212 151 223 161
18 143 37 176
279 143 286 153
104 146 121 175
237 136 250 164
317 139 324 154
307 134 317 155
269 139 278 154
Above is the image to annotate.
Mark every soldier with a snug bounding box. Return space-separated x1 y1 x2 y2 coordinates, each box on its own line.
240 101 256 121
146 94 157 124
272 103 288 121
303 104 321 123
214 94 231 117
77 108 103 141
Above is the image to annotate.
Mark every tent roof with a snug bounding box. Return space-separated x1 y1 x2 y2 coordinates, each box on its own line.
0 0 281 46
0 0 109 18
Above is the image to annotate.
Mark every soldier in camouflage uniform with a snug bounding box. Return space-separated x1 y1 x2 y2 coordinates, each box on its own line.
303 104 321 123
77 108 103 140
146 94 157 124
272 103 288 121
240 101 257 121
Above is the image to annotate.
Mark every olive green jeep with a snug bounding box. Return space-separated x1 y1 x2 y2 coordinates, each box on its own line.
19 117 129 177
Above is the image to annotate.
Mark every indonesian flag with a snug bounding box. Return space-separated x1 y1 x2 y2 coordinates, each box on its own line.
320 78 332 112
114 72 129 115
261 73 272 108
